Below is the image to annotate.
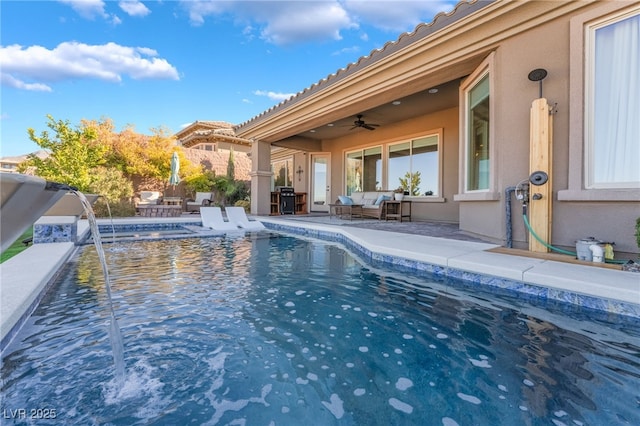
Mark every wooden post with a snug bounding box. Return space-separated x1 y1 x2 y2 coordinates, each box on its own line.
529 98 553 252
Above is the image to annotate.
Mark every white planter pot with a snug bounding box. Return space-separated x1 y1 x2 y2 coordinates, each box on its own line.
394 193 404 201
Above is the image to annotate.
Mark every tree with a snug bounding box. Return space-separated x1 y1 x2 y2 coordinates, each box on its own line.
399 171 421 196
226 147 235 180
18 115 107 192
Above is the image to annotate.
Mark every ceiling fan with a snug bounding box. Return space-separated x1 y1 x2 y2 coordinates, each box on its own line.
350 114 379 131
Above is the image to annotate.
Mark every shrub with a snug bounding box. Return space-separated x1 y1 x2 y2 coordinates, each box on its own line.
89 167 135 217
234 199 250 211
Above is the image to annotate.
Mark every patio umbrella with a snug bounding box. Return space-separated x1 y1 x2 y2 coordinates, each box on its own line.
169 152 180 195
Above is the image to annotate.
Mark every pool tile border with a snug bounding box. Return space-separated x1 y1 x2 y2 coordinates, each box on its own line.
263 221 640 318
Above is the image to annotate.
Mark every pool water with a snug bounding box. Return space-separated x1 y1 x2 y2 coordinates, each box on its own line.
1 234 639 425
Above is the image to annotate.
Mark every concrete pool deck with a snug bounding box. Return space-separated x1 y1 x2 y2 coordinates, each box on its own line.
1 214 639 346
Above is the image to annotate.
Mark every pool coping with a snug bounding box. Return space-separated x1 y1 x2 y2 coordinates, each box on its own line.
2 215 639 347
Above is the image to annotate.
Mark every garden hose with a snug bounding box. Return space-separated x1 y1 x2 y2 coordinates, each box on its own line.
522 213 627 265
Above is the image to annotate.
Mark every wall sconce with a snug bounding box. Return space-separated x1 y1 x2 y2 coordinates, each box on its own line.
296 165 304 181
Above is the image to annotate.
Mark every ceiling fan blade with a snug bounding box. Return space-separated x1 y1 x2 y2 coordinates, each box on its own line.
362 124 376 130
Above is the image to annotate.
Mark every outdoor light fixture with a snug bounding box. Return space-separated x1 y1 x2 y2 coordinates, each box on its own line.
428 88 439 94
392 100 401 105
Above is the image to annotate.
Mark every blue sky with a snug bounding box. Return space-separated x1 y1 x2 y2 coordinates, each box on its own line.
1 0 457 157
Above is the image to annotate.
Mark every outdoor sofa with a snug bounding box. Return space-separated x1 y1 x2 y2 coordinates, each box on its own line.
337 191 394 220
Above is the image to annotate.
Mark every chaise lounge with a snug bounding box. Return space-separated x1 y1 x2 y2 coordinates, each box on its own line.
200 207 242 232
225 206 266 231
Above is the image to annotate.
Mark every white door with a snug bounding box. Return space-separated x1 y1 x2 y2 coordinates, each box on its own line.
310 154 331 212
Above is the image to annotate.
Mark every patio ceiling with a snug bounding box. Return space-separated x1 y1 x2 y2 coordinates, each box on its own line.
277 78 462 146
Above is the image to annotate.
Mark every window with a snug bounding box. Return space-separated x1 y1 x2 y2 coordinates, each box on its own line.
388 135 439 196
465 73 490 191
271 158 292 190
586 11 639 189
345 147 382 195
344 133 441 197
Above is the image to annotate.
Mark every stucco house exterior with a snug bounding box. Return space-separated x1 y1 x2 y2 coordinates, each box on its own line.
235 0 639 256
175 120 252 181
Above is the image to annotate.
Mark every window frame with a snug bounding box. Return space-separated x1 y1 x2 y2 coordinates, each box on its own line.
559 5 640 202
454 52 499 202
386 131 443 198
343 129 444 201
270 156 293 190
584 9 639 190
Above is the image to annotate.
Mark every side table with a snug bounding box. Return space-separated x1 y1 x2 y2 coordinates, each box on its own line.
384 200 412 222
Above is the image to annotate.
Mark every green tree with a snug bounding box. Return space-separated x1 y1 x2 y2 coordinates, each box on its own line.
399 171 421 196
19 115 107 191
184 169 216 195
90 167 135 217
226 147 235 180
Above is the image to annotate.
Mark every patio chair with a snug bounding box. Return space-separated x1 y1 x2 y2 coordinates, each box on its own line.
186 192 213 213
225 206 266 231
200 207 241 232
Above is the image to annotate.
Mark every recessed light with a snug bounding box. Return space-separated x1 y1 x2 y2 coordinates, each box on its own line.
327 123 334 127
309 129 316 133
392 101 401 105
428 88 438 94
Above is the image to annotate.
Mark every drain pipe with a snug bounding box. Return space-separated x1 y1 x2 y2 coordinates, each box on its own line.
505 186 516 248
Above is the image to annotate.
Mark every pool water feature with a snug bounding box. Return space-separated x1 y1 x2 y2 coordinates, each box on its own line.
1 234 638 425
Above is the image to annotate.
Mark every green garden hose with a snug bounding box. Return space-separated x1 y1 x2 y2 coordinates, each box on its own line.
522 214 577 256
522 213 627 264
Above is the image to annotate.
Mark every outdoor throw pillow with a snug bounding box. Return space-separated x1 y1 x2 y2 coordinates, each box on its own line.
338 195 353 205
374 194 390 206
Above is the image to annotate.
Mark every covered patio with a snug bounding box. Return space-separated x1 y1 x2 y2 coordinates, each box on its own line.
235 0 640 257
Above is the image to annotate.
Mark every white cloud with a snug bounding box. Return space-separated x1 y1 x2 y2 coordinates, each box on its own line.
182 0 357 45
58 0 108 19
1 73 52 92
343 1 458 32
119 1 151 17
0 42 179 91
332 45 360 56
253 90 296 102
58 0 122 24
180 0 457 45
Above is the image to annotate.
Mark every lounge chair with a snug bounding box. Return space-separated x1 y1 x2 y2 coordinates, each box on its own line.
225 207 266 231
200 207 241 232
186 192 213 213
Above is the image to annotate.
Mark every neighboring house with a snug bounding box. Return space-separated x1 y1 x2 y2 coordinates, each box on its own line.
175 121 252 180
0 150 49 174
175 121 251 153
235 0 640 256
0 157 20 173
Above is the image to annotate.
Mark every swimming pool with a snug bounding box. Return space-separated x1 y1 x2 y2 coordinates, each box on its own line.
1 233 638 425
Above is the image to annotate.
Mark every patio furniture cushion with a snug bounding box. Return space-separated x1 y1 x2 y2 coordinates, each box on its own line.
349 191 394 219
186 192 213 212
375 194 391 205
338 195 353 205
137 191 161 206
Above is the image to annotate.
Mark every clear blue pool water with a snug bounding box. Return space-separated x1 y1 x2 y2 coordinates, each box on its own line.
1 233 639 425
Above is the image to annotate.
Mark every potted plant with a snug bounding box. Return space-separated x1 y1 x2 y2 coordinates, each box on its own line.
394 187 405 201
